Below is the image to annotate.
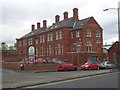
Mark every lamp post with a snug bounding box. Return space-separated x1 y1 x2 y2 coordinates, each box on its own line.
103 1 120 68
103 7 120 43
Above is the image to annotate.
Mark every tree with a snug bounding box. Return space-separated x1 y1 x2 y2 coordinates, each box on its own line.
9 45 14 50
1 42 8 50
1 42 8 55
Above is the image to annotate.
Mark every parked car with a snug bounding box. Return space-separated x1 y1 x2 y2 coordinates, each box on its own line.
80 61 100 70
57 62 78 71
25 61 34 64
99 61 113 69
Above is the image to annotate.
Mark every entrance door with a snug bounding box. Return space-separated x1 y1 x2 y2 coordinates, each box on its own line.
92 56 97 63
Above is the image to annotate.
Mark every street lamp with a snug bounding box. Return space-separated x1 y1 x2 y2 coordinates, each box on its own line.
103 2 120 67
103 8 119 11
103 7 120 42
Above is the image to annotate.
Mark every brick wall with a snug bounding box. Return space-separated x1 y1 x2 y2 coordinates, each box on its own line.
2 62 58 71
108 41 119 63
2 55 22 62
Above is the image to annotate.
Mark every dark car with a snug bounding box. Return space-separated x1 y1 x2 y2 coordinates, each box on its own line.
57 62 78 71
80 61 100 70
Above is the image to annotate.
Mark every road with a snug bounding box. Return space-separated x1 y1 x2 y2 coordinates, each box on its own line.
26 72 119 88
2 69 118 89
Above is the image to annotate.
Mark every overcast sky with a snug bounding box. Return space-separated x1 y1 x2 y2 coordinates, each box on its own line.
1 0 120 46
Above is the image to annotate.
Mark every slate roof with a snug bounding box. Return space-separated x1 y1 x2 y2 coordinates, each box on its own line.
108 41 119 51
103 45 112 50
19 16 92 39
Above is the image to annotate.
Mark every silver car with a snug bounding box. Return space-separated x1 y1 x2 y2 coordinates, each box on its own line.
99 61 113 69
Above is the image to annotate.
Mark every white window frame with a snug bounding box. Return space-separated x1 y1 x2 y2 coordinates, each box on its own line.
59 30 62 39
56 31 59 40
40 35 42 43
35 39 38 45
58 44 61 55
47 33 50 42
71 32 74 38
36 47 38 57
86 42 92 52
86 29 91 37
96 31 101 37
50 33 53 41
76 31 80 37
96 38 101 43
43 35 45 43
76 45 81 52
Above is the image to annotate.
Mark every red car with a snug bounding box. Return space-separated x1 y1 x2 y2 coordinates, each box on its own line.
25 61 34 64
57 62 78 71
80 61 100 70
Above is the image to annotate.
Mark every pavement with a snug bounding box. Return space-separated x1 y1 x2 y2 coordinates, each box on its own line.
2 69 118 89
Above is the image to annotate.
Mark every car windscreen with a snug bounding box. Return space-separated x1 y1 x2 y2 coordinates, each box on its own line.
85 62 90 64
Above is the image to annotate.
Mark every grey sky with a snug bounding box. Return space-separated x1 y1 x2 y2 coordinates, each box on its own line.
1 0 120 45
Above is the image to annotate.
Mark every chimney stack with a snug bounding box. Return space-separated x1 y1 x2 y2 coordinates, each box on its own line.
63 11 68 20
37 22 40 29
73 8 79 21
55 15 60 23
31 24 35 31
43 20 47 29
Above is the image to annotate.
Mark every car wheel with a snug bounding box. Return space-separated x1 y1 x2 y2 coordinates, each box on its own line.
80 68 83 70
97 67 100 70
64 68 67 71
75 68 77 71
106 66 108 69
88 67 91 70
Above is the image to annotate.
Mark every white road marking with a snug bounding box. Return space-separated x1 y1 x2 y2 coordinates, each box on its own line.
25 72 118 88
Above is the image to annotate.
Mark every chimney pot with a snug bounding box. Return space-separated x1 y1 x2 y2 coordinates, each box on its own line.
43 20 47 29
31 24 35 31
55 15 60 23
63 11 68 20
37 22 40 29
73 8 79 21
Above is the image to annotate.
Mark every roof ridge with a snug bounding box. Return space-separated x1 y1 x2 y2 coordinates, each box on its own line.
19 16 95 39
79 16 93 21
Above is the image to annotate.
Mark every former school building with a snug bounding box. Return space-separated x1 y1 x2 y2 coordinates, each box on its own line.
16 8 103 65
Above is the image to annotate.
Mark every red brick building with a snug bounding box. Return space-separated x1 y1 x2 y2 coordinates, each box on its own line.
108 41 119 63
16 8 103 65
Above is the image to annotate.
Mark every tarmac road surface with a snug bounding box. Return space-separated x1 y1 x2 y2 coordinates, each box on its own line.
2 68 117 89
29 72 118 88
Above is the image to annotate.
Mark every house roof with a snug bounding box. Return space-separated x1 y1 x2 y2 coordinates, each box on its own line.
71 17 91 30
108 41 119 51
103 44 112 50
19 16 94 39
